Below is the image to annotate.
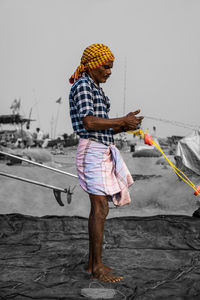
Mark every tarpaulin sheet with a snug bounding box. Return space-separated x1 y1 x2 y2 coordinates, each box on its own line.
176 131 200 175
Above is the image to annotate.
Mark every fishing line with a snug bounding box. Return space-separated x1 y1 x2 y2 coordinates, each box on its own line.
128 129 200 196
144 116 199 131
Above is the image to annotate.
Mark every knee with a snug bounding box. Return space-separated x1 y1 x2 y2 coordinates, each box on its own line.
90 196 109 219
96 201 108 219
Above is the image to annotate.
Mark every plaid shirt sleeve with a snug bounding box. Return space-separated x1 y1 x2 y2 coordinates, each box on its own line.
73 80 94 119
105 96 111 112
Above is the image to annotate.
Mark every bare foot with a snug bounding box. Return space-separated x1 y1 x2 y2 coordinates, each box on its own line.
92 266 123 283
86 263 112 274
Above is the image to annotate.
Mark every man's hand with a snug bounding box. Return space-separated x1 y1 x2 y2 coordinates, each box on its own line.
82 109 144 134
123 109 144 132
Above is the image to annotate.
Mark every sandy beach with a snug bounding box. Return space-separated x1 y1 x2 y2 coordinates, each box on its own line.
0 147 199 218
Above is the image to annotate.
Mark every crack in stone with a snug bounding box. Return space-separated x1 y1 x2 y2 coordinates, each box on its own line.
134 253 200 298
11 282 24 290
33 271 48 282
2 292 66 299
105 244 200 251
0 256 34 261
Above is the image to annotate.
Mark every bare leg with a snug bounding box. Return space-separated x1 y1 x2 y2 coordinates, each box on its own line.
87 194 123 282
86 194 112 274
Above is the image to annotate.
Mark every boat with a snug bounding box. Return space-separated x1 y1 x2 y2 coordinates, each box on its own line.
0 113 35 148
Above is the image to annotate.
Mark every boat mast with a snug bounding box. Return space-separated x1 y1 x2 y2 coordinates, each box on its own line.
123 57 127 115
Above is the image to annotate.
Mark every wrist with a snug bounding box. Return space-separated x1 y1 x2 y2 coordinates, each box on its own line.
120 117 127 132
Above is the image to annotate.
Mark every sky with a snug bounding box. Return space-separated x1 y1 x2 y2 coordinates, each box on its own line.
0 0 200 138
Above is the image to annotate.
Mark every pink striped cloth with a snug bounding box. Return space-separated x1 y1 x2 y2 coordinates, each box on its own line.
76 138 134 206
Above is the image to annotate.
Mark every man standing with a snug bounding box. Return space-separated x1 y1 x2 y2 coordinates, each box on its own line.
35 128 44 147
69 44 143 282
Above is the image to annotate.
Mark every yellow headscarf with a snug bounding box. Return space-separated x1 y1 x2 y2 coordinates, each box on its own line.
69 43 115 84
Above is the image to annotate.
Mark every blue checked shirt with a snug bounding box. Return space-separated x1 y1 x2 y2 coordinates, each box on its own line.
69 72 114 145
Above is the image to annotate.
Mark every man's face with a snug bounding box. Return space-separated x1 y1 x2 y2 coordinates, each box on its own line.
88 61 113 85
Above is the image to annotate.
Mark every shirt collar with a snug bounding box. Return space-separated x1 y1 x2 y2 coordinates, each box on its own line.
82 72 101 89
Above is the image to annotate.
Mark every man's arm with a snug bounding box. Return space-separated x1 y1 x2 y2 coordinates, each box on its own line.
82 110 144 134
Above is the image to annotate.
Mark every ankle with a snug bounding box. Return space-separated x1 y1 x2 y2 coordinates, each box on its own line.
92 263 103 273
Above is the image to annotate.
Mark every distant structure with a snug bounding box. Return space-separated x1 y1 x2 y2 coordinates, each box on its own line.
10 99 21 115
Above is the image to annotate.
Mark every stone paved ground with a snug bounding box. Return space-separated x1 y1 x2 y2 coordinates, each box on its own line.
0 214 200 299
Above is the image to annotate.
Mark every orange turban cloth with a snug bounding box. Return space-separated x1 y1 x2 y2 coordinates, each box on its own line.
69 43 115 84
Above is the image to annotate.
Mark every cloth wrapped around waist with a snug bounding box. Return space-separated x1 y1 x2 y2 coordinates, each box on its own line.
76 138 134 206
